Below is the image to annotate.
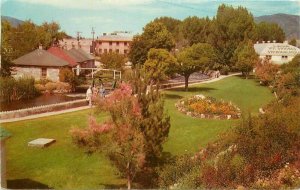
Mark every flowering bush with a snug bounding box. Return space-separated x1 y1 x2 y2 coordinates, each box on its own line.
176 95 240 119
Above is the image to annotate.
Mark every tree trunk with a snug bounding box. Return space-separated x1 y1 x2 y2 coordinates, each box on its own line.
127 174 131 190
184 75 189 91
127 162 131 189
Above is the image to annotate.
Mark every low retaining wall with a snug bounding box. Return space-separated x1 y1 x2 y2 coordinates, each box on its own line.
0 99 87 120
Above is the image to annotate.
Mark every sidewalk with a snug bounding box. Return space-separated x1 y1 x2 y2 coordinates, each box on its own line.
0 73 240 124
163 73 240 90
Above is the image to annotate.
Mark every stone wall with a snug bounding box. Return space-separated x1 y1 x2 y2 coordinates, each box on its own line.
0 99 87 120
13 67 41 80
13 67 60 82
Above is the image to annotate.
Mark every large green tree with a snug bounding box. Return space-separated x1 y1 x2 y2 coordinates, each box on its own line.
1 20 15 77
129 21 175 65
100 52 127 71
208 4 256 69
1 20 68 60
143 48 177 85
254 21 285 43
181 16 211 46
177 43 216 91
234 40 259 78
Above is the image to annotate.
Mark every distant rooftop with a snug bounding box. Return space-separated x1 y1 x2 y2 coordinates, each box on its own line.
13 49 69 67
254 41 300 56
97 33 133 42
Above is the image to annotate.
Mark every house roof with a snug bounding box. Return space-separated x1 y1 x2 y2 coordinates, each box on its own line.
47 46 78 67
97 34 133 42
254 43 300 56
13 49 69 67
65 48 94 63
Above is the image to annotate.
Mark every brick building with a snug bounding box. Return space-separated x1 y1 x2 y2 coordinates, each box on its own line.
95 33 133 56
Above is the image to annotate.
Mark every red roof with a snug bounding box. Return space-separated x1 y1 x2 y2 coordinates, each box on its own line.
47 46 78 67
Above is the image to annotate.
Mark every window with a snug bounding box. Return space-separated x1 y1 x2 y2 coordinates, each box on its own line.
104 49 107 53
124 42 128 46
109 49 112 53
116 42 119 46
116 49 120 53
41 68 47 78
99 49 102 54
109 41 113 45
282 55 288 59
99 42 102 45
266 55 272 60
124 50 128 54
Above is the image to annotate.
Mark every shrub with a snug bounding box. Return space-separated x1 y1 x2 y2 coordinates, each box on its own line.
45 82 57 93
36 78 52 85
55 82 72 92
255 59 280 86
59 68 79 91
0 76 40 102
220 65 230 75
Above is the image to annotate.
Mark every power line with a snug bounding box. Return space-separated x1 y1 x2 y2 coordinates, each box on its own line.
157 0 208 12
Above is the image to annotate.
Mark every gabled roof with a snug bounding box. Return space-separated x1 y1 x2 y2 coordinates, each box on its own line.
254 43 300 56
13 49 69 67
65 48 94 63
47 46 78 67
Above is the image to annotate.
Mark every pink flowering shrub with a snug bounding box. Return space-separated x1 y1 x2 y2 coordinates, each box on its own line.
70 82 145 189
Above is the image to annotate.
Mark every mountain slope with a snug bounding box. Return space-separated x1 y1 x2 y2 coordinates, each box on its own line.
1 16 24 27
255 13 300 40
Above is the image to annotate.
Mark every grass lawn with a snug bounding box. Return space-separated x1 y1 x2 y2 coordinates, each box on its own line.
1 75 274 189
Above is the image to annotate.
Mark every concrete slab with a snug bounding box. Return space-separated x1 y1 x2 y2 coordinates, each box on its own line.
28 138 56 147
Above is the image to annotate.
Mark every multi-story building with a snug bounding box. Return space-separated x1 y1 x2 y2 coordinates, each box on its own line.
94 33 133 56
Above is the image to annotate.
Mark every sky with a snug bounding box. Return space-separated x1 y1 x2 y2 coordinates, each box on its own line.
1 0 300 38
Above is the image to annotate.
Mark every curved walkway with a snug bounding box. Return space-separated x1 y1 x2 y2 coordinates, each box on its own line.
0 73 240 124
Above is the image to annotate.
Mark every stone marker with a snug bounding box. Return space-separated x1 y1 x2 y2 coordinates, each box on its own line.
28 138 56 147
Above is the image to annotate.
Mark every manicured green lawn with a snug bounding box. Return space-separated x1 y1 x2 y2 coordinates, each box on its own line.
1 75 274 189
163 76 274 155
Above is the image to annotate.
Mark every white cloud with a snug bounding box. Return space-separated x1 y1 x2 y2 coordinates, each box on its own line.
12 0 154 10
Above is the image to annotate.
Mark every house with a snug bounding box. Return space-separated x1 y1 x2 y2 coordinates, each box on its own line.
254 41 300 64
65 47 95 68
13 47 69 81
60 38 93 54
95 33 133 56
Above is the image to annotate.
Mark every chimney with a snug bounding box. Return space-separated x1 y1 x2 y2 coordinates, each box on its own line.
283 40 288 44
262 41 265 44
256 41 259 44
267 41 270 43
273 40 276 43
103 33 106 36
38 44 43 50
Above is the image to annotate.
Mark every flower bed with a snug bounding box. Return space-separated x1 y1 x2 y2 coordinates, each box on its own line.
175 94 241 119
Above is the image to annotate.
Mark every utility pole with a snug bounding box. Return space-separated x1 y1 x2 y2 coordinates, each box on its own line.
91 27 95 41
76 31 82 41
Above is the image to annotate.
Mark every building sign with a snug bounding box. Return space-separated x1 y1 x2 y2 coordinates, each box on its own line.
267 45 300 55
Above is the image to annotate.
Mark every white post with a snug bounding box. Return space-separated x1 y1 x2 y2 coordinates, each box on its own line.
92 68 94 79
119 71 122 80
113 70 116 80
